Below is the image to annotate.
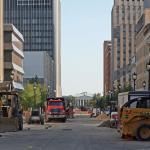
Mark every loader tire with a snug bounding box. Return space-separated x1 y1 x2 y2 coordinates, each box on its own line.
41 119 44 125
136 124 150 141
18 120 23 131
62 118 66 123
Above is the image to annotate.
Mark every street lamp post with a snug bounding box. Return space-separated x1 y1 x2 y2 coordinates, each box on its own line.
47 85 50 98
118 84 121 93
146 60 150 91
142 81 146 90
54 90 56 98
109 90 113 117
10 71 14 91
132 72 137 91
33 82 37 108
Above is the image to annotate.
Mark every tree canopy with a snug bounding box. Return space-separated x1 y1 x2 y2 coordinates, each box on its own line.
20 83 47 110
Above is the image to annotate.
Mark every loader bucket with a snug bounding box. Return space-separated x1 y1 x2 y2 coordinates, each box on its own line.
0 118 19 132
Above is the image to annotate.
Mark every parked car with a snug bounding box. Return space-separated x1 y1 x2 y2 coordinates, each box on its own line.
28 109 44 125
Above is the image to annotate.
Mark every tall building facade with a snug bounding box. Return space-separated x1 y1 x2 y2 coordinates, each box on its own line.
111 0 144 90
4 24 24 91
135 0 150 90
0 0 3 82
4 0 62 97
103 41 111 96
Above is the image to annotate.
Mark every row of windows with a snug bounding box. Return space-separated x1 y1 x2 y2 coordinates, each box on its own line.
22 19 53 24
17 27 53 34
17 0 52 6
24 38 53 44
5 12 53 20
23 25 53 30
25 49 53 52
24 32 53 38
116 5 142 11
24 44 53 50
24 35 53 40
122 0 143 1
25 38 53 43
121 5 142 11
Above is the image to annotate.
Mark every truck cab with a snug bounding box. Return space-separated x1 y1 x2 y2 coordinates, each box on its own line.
118 91 150 141
45 97 66 122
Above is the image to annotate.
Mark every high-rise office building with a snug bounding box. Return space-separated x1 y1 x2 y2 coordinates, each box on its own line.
4 0 62 97
103 41 111 96
111 0 144 89
0 0 3 82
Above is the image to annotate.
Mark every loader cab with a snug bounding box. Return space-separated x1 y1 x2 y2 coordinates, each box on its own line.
0 92 21 117
119 91 150 140
0 92 23 131
124 97 150 109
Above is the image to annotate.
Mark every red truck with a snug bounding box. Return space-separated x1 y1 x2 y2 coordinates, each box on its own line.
45 97 66 122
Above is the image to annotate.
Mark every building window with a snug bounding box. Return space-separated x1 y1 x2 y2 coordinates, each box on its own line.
4 52 12 62
4 32 11 42
4 70 11 81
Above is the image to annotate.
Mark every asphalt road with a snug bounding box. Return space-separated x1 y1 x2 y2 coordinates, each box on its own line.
0 117 149 150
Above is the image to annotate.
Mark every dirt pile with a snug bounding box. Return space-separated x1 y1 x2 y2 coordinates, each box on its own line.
96 113 110 121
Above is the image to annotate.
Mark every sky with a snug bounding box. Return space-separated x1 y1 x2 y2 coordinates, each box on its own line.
61 0 114 96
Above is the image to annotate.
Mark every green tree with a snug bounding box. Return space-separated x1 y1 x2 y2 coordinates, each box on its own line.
39 85 47 107
64 95 75 107
89 99 97 108
122 83 132 92
20 83 47 110
93 94 115 110
99 96 108 110
91 93 107 110
29 75 40 84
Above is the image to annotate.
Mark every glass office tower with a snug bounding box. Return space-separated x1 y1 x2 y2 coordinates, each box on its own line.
4 0 62 97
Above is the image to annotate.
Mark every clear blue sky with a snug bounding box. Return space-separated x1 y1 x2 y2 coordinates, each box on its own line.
61 0 113 96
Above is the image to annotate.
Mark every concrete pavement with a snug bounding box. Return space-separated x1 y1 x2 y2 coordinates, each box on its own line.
0 117 149 150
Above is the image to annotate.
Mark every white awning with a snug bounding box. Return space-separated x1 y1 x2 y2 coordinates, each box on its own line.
12 44 24 58
12 81 24 90
12 63 24 74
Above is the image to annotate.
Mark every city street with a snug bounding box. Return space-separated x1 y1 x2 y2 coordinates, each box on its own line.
0 117 149 150
1 1 150 150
